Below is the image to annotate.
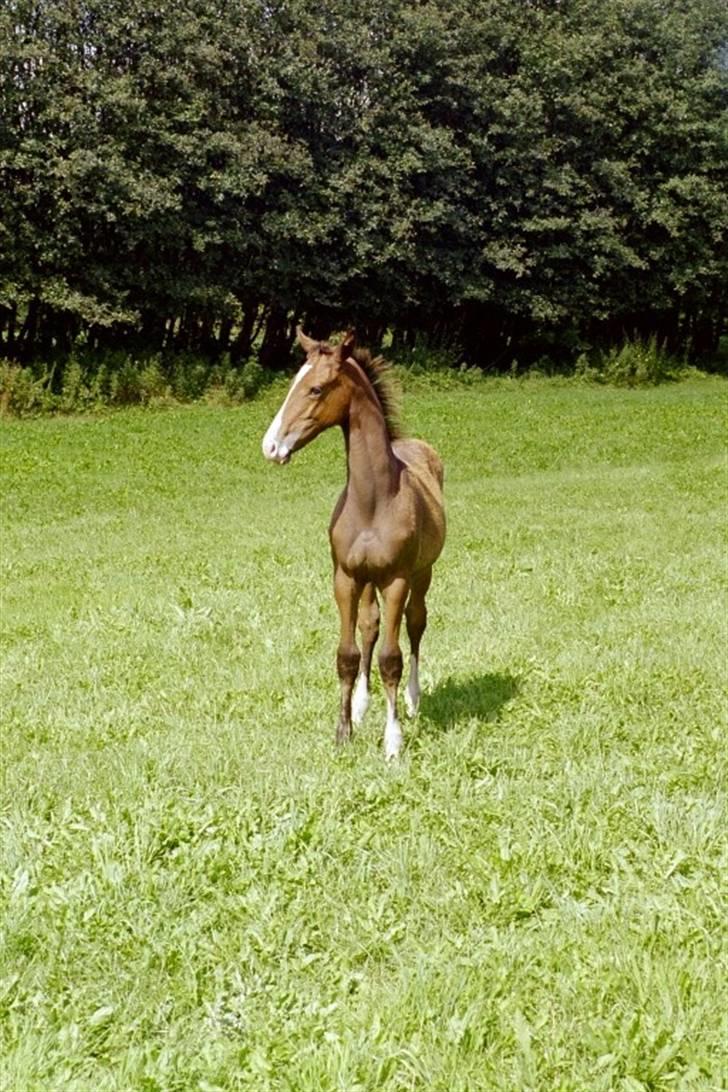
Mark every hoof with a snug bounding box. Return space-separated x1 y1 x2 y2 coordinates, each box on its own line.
404 686 420 718
336 721 352 746
384 722 403 760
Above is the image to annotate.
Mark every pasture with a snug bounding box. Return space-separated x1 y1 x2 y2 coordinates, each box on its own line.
1 375 726 1090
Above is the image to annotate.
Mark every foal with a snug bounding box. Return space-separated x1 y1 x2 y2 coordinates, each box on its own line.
262 330 445 758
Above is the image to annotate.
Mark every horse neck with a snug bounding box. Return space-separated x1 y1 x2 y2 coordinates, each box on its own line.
342 368 398 515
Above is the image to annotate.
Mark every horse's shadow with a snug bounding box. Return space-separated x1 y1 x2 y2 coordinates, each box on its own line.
418 671 519 732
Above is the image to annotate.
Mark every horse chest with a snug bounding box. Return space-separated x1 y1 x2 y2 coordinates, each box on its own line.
332 521 409 579
344 528 386 573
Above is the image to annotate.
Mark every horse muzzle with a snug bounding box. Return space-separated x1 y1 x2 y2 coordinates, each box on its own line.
262 435 292 464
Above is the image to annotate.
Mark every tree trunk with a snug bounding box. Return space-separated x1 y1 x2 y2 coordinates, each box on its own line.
230 299 260 363
258 305 291 371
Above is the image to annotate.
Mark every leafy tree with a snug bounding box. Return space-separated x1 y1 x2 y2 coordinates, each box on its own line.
1 0 725 368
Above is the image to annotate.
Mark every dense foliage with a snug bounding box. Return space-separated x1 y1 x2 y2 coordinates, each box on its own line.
1 0 726 369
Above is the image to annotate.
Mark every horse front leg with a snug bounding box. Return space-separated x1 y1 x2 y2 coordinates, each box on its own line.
378 576 410 759
334 567 363 745
352 582 380 726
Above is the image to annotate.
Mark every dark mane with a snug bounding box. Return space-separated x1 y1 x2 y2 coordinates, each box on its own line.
350 345 404 441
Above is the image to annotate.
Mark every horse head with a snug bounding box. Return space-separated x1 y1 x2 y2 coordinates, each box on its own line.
262 328 356 464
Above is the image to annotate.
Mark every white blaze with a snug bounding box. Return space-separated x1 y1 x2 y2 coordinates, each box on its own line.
261 363 312 462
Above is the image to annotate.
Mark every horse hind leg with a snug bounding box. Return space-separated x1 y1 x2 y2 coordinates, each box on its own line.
379 576 410 759
352 583 379 726
404 567 432 718
334 568 363 745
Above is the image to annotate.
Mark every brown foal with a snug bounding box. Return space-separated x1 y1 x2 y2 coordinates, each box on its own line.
262 329 446 758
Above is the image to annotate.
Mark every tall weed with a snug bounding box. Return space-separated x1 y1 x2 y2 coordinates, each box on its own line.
576 337 685 386
60 358 92 411
0 361 57 416
0 351 271 415
0 335 703 416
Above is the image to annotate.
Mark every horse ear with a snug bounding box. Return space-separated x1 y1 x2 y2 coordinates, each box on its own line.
337 329 356 361
296 327 318 354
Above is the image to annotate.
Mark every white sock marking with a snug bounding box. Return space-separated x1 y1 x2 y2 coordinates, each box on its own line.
351 674 370 726
384 692 403 760
404 655 420 717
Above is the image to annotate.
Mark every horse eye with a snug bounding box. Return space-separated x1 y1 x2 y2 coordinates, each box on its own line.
310 385 323 397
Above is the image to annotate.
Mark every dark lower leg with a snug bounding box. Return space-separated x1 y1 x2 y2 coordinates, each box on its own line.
334 568 362 744
336 644 360 743
405 596 427 661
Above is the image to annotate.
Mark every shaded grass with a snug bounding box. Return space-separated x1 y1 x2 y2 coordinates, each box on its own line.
1 376 727 1090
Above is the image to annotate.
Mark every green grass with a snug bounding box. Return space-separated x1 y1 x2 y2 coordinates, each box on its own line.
1 376 727 1091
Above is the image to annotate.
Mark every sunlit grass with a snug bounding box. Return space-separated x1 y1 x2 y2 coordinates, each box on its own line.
1 376 726 1090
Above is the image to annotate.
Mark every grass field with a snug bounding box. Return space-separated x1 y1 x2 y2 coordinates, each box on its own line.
1 375 727 1091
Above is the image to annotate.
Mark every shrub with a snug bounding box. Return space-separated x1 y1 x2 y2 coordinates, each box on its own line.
110 360 144 405
240 356 265 398
138 358 170 403
203 356 269 404
170 356 210 401
576 337 686 386
89 362 112 403
59 358 93 411
0 361 57 416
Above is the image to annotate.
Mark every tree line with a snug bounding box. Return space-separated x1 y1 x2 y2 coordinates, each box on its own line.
1 0 726 371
